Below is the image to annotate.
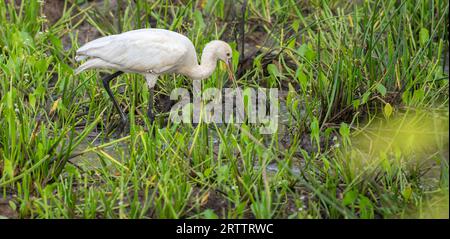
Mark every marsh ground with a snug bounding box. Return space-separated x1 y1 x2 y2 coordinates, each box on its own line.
0 0 448 219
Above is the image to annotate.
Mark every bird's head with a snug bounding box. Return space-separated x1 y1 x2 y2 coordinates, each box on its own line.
205 40 235 85
213 40 233 65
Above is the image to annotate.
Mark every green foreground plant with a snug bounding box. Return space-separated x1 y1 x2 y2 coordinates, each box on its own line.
0 0 448 218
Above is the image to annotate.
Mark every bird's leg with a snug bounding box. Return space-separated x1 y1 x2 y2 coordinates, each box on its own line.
102 71 127 133
147 87 155 124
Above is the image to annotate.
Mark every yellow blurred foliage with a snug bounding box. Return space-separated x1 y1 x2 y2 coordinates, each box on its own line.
353 110 448 157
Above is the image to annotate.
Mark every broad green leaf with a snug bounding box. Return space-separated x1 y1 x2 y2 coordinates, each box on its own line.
194 10 206 30
297 43 316 61
384 103 393 119
305 46 316 61
287 38 296 49
292 19 300 33
29 93 36 108
49 34 62 52
339 122 350 138
362 92 371 104
352 99 360 109
203 209 219 219
310 118 320 150
3 159 14 179
343 190 358 205
402 185 413 201
376 83 387 97
296 68 308 91
8 201 17 211
267 64 280 78
359 196 374 219
419 28 429 46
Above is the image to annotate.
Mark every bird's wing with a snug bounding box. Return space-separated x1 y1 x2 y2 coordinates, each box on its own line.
76 30 189 73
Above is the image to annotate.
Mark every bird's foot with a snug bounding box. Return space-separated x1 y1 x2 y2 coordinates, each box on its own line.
106 118 129 137
146 110 155 124
116 118 129 136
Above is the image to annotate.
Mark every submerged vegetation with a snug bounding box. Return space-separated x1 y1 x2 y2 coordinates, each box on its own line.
0 0 448 219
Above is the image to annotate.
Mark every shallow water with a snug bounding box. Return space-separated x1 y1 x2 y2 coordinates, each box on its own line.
70 137 129 171
444 51 449 74
265 163 301 175
70 91 305 175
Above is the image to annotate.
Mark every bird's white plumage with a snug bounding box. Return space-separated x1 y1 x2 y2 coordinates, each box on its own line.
76 29 196 75
74 28 234 126
75 28 233 86
144 73 158 88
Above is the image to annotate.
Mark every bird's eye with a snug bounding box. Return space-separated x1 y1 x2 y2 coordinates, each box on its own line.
226 53 231 57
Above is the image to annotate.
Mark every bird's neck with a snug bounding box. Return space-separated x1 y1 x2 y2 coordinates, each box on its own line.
188 47 217 80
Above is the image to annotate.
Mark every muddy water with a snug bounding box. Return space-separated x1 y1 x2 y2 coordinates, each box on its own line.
70 137 129 171
70 92 304 175
444 51 449 74
0 197 18 219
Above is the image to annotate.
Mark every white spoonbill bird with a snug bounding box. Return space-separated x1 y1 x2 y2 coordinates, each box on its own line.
75 28 235 131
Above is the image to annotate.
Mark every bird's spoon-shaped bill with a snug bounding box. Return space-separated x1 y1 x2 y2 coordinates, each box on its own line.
225 60 244 103
225 60 237 88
